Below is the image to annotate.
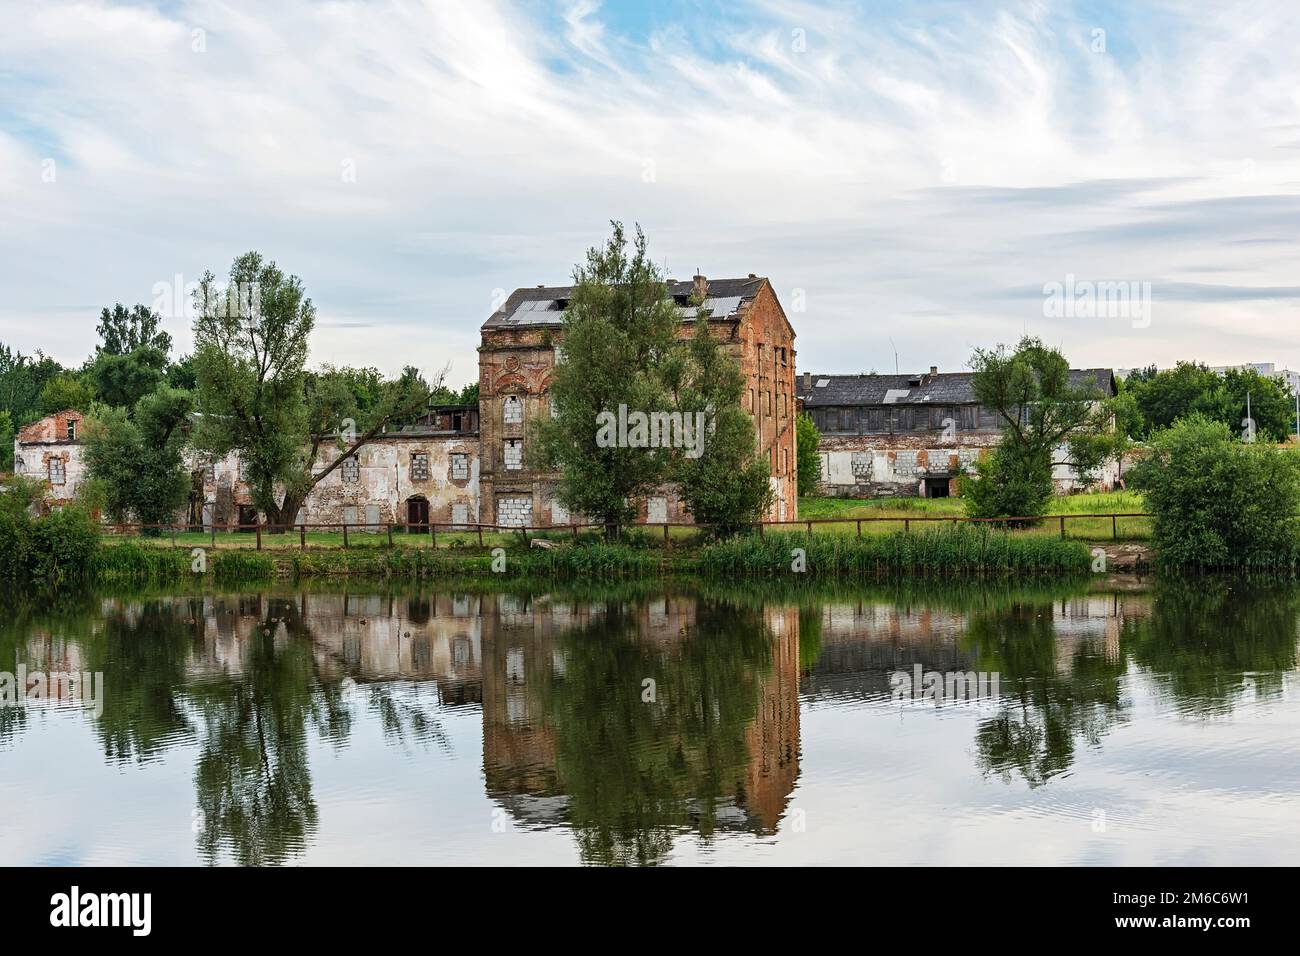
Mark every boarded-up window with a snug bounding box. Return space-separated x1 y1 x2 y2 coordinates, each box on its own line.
451 502 470 528
410 453 430 481
551 497 569 525
503 395 523 424
48 458 65 485
647 496 668 524
238 457 250 481
66 419 76 441
503 439 523 470
450 453 469 480
204 462 216 483
341 456 360 483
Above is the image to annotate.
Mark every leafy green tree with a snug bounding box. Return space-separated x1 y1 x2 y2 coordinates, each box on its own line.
88 304 172 409
191 251 433 528
84 385 194 532
1124 362 1294 441
1128 414 1300 567
531 223 680 534
672 315 771 533
165 353 198 391
962 337 1118 519
0 410 13 472
0 345 66 426
795 412 821 497
38 372 94 415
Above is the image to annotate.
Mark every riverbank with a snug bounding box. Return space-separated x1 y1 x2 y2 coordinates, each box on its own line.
90 524 1099 584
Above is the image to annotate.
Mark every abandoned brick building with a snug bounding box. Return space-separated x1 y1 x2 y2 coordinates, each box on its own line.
478 274 799 527
13 409 86 507
797 368 1119 497
15 274 798 529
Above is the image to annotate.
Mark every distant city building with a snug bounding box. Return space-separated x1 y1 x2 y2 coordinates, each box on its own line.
1115 362 1300 393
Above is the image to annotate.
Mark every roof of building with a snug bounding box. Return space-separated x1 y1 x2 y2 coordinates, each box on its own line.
797 369 1115 407
481 276 767 330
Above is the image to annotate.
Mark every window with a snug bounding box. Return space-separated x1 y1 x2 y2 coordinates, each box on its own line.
503 395 523 425
14 456 24 472
48 458 65 485
504 439 523 470
410 453 430 481
341 456 360 483
66 419 76 441
749 388 755 412
450 453 469 480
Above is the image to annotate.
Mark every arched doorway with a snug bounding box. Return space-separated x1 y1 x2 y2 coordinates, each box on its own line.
407 495 430 533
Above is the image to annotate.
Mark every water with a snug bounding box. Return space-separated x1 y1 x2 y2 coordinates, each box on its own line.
2 578 1298 866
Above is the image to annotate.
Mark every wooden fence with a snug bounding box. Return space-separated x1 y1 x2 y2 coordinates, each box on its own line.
100 512 1154 549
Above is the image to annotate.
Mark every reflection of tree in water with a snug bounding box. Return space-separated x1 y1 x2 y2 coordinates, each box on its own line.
185 596 352 866
539 601 775 866
1122 578 1299 715
962 602 1127 788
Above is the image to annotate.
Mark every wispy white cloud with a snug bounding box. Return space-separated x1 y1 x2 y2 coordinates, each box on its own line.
0 0 1297 383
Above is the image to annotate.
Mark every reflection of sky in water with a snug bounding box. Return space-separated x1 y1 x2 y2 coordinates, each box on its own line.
1 583 1297 865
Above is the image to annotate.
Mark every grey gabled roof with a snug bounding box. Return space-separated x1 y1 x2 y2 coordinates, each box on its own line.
798 369 1115 407
481 276 767 330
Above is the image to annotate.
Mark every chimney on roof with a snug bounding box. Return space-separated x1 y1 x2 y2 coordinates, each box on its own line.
803 371 812 392
693 273 708 300
930 365 938 376
748 273 756 279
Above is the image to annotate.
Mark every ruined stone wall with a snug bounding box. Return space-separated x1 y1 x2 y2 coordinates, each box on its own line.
14 410 89 510
816 430 1118 498
193 435 480 529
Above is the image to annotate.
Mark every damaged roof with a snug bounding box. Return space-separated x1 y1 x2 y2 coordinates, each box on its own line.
798 369 1116 407
482 276 767 329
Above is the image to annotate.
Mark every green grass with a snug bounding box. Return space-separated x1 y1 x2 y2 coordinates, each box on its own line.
795 490 1150 541
700 525 1092 577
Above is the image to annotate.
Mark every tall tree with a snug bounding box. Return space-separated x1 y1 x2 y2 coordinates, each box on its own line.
531 223 680 534
89 304 172 409
84 385 194 531
963 337 1120 518
1123 362 1294 441
191 251 434 528
671 313 772 534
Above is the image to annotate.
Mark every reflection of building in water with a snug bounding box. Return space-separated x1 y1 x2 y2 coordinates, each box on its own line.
804 592 1155 702
121 589 801 839
481 596 801 836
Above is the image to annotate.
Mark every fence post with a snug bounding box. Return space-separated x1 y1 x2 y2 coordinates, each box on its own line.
478 525 484 548
1059 515 1066 539
342 522 349 549
806 520 813 536
170 524 176 548
430 522 437 550
904 518 910 533
211 522 216 549
758 521 764 538
301 524 307 550
856 519 862 538
663 523 669 545
256 522 262 550
1112 515 1118 540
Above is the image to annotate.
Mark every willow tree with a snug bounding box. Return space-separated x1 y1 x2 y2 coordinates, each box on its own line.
191 251 433 528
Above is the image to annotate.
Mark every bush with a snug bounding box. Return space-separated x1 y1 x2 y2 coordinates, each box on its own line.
1128 414 1300 567
961 445 1055 521
0 484 101 587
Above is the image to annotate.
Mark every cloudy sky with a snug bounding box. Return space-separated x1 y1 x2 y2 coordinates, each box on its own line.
1 0 1297 388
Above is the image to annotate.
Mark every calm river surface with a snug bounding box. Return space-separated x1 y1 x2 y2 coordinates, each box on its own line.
2 578 1298 866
